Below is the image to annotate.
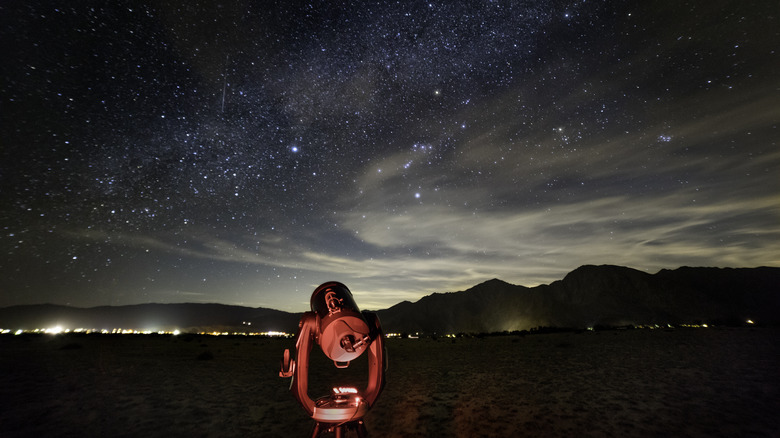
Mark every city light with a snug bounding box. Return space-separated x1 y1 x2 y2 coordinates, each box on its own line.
0 326 291 337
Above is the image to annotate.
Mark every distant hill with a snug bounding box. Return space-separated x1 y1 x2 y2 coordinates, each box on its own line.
376 265 780 333
0 303 301 333
1 266 778 334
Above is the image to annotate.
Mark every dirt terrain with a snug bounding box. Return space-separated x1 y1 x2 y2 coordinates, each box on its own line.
2 328 778 437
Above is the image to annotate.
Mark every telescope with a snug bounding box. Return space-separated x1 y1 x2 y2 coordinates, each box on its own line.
280 282 386 437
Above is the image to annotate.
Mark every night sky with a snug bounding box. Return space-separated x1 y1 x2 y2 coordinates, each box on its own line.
1 1 778 312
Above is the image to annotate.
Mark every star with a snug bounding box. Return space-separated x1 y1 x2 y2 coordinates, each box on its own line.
0 0 776 311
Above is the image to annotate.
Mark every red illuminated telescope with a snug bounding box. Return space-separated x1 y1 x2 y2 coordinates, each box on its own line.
280 282 386 437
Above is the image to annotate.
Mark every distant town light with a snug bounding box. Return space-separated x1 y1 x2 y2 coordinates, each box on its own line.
263 331 288 337
2 327 290 337
45 326 64 334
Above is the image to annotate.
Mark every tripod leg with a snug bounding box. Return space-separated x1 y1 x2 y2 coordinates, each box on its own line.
311 422 323 438
356 420 368 438
334 424 344 438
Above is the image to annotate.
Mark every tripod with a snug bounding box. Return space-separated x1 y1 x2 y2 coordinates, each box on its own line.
311 419 368 438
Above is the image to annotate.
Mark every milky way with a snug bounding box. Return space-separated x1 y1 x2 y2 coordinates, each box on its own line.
1 1 778 311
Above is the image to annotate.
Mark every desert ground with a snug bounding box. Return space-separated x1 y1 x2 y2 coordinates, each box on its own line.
1 327 778 437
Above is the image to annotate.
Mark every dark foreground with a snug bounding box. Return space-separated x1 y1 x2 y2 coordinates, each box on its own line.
1 328 778 437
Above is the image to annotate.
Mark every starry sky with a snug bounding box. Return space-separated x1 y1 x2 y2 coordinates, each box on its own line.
1 1 778 312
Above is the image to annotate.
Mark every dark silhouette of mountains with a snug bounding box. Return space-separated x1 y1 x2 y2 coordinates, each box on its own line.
1 265 778 333
376 265 780 333
0 303 300 333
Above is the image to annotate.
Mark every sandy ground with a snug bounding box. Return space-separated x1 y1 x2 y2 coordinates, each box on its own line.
1 328 778 437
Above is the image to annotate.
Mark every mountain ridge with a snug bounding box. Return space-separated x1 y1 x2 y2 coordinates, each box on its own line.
375 265 780 333
1 265 778 333
0 302 300 333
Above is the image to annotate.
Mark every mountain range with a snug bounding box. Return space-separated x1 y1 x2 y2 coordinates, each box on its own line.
376 265 780 333
0 302 299 334
1 265 778 334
